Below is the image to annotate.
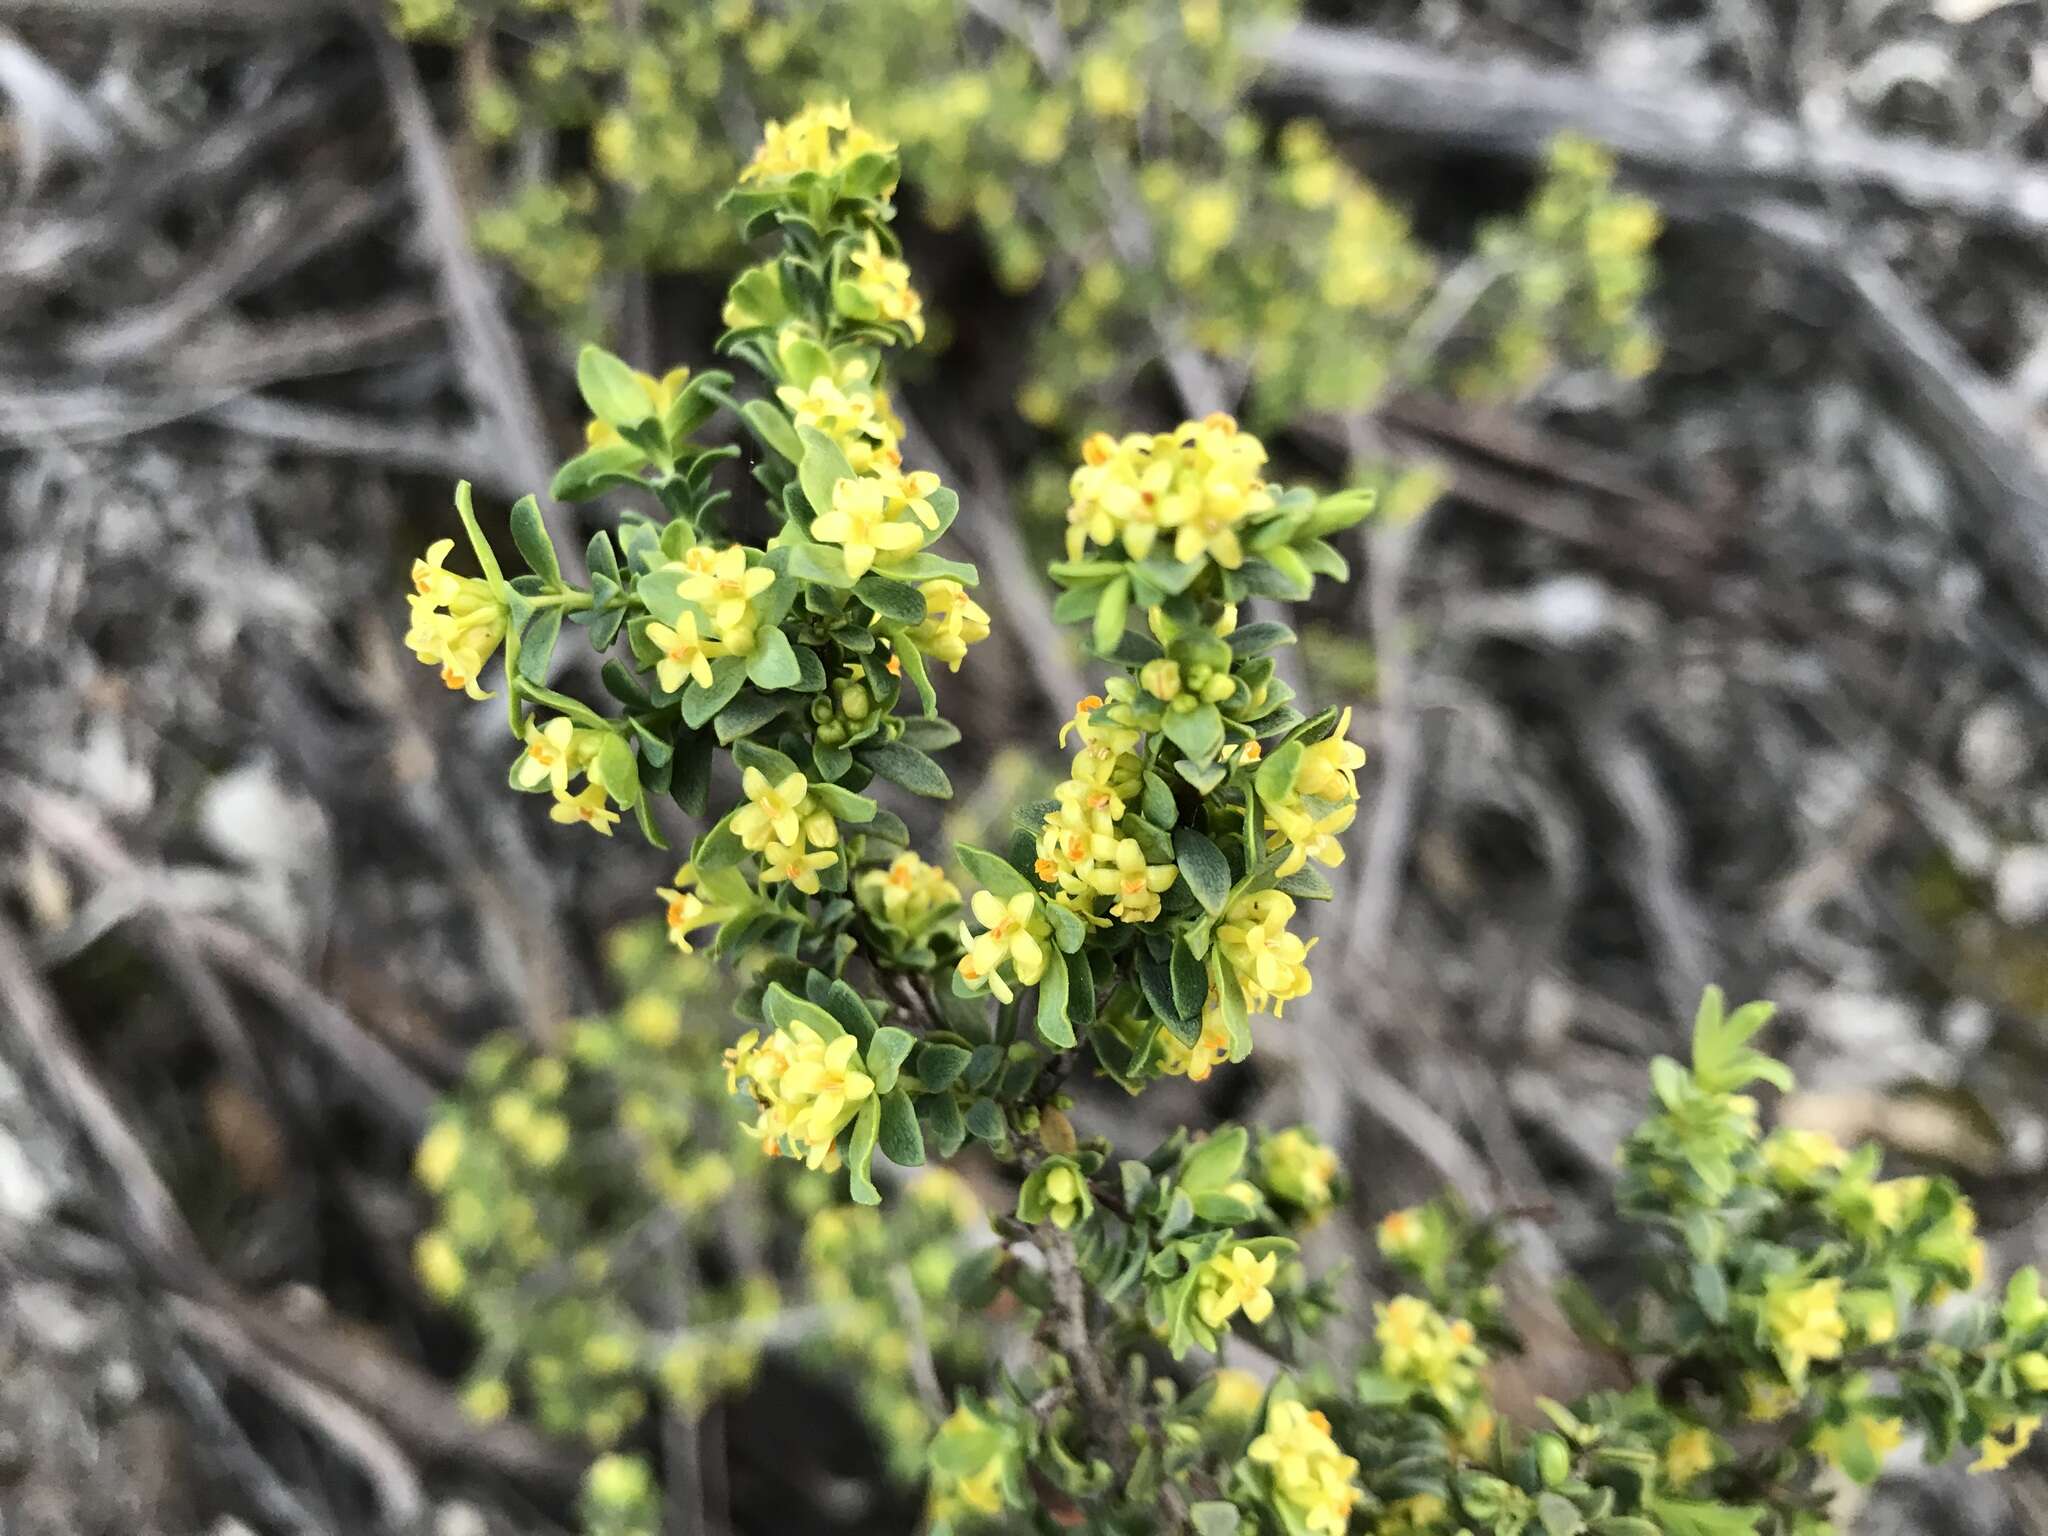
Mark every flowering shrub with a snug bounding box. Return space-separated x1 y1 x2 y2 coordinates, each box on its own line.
389 0 1657 423
410 113 2042 1536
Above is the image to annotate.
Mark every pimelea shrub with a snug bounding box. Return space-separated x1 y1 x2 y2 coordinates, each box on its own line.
390 0 1657 423
407 110 2045 1536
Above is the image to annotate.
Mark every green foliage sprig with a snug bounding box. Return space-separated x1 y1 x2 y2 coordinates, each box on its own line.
407 113 2042 1536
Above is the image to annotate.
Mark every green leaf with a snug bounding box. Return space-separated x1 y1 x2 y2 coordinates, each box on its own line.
763 981 845 1039
806 782 877 823
713 689 790 744
1169 937 1206 1022
1039 896 1085 955
1690 1260 1730 1324
916 1043 971 1092
797 426 856 518
855 574 926 624
1190 1504 1242 1536
922 1092 967 1158
847 1095 881 1204
964 1097 1004 1145
858 740 952 799
1160 702 1223 763
507 496 560 584
680 655 747 727
1254 739 1304 804
1173 827 1231 916
576 344 654 429
957 845 1031 900
551 442 648 501
1036 949 1074 1048
744 626 802 690
894 636 938 717
1092 574 1130 655
865 1027 916 1094
739 398 802 461
1536 1493 1587 1536
877 1088 925 1167
787 542 856 587
516 608 561 685
594 733 640 808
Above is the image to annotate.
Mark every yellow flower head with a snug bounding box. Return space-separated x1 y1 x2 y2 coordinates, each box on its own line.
1972 1414 2040 1473
955 889 1050 1004
1082 836 1178 924
857 850 960 931
775 374 902 475
1376 1295 1485 1409
1762 1127 1848 1189
1218 888 1316 1015
675 545 774 641
845 227 925 342
739 102 896 190
1196 1244 1278 1330
1065 413 1274 568
734 767 809 851
550 781 620 837
727 1020 874 1169
1663 1425 1716 1486
905 579 990 671
812 473 930 579
1763 1276 1846 1386
1157 1002 1231 1083
1261 1128 1340 1216
1247 1398 1361 1536
645 611 723 694
759 839 837 896
515 716 593 797
405 538 507 699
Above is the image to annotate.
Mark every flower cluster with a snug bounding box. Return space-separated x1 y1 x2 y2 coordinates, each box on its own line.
1217 888 1316 1015
739 100 896 188
725 1020 875 1169
1064 413 1275 569
404 538 507 698
1032 693 1176 927
1246 1396 1363 1536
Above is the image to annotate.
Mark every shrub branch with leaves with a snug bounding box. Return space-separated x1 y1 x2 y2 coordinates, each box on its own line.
408 112 2043 1536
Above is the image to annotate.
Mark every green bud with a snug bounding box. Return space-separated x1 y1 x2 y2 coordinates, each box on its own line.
1534 1434 1571 1488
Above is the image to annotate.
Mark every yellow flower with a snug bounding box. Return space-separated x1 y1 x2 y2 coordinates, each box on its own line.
1062 414 1277 569
1040 1163 1090 1229
1814 1411 1904 1475
1762 1127 1848 1188
414 1121 463 1191
1763 1277 1846 1386
550 781 620 836
739 101 895 189
857 851 959 931
1375 1295 1485 1409
955 889 1050 1004
405 538 507 699
1377 1207 1426 1262
812 474 929 579
1742 1374 1799 1423
1264 707 1365 876
586 1453 652 1510
645 612 721 693
1197 1244 1278 1330
845 228 925 341
1971 1414 2040 1473
775 374 901 474
733 767 808 851
1157 1004 1231 1083
585 365 688 449
515 716 586 795
759 840 837 896
1261 1128 1340 1215
675 545 774 638
902 579 990 671
727 1021 874 1169
1218 888 1316 1014
1082 836 1178 924
1078 52 1144 119
1663 1425 1715 1486
657 885 707 954
1247 1399 1361 1536
414 1232 466 1300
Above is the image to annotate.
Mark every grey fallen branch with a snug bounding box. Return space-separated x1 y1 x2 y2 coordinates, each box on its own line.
1255 24 2048 241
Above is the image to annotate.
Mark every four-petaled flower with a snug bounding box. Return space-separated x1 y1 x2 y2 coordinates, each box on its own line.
956 890 1050 1004
550 781 619 836
646 612 721 693
734 768 809 851
678 545 774 637
813 475 928 579
1196 1244 1278 1329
